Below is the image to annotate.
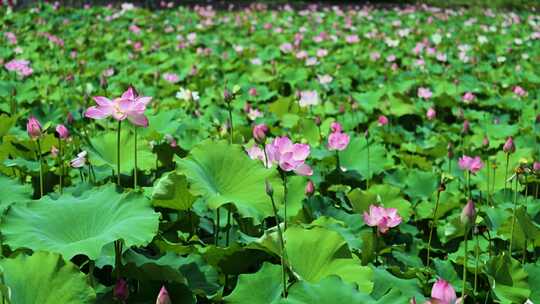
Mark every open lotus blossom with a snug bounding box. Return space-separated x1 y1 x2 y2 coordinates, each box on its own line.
513 86 527 97
378 115 389 126
70 151 87 168
462 92 475 103
298 90 319 107
176 87 200 102
363 205 402 234
265 137 313 176
328 122 350 151
458 155 484 174
5 59 33 77
162 72 179 83
427 279 463 304
26 116 42 139
85 88 152 127
252 124 268 143
418 87 433 99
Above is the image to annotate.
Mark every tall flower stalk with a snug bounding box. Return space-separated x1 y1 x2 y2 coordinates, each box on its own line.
27 116 43 197
117 121 122 186
55 124 69 194
508 170 520 257
426 179 445 267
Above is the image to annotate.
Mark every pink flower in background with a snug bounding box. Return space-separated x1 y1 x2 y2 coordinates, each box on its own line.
280 42 293 53
363 205 402 234
427 107 436 120
318 74 333 85
5 59 33 77
458 155 484 174
102 68 115 77
370 51 381 61
533 161 540 172
129 24 141 34
55 124 69 139
378 115 389 126
26 116 42 139
70 151 87 168
247 108 263 121
462 120 470 134
461 199 476 225
248 87 258 96
462 92 475 103
305 180 314 196
299 90 319 107
163 73 179 83
85 87 152 127
418 87 433 99
328 122 350 151
252 124 268 143
503 136 515 153
429 279 462 304
51 145 59 158
164 134 177 147
156 286 171 304
345 34 359 43
4 32 17 45
513 86 527 97
316 48 328 57
265 137 312 176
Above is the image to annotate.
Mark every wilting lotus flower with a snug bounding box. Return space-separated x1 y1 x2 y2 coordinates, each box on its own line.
155 286 171 304
503 137 515 153
26 116 42 139
427 107 436 120
462 92 475 103
429 279 462 304
328 122 350 151
305 180 314 196
418 87 433 99
113 278 129 302
299 90 319 107
460 200 476 226
85 88 152 127
70 151 87 168
252 124 268 143
458 155 484 174
363 205 402 234
265 137 313 176
55 124 69 139
162 72 179 83
378 115 389 126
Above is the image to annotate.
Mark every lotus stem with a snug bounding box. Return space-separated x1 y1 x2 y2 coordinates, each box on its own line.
335 151 340 170
268 188 288 297
504 153 510 199
215 208 220 246
509 174 519 257
426 186 442 267
280 171 288 231
227 102 233 145
58 138 63 194
366 138 370 190
474 228 480 296
36 138 44 198
114 240 122 279
117 121 121 186
462 227 469 299
134 127 138 189
225 208 231 246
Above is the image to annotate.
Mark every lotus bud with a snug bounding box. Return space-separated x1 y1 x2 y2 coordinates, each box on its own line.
252 124 268 143
51 145 59 158
26 116 42 139
460 200 476 226
314 116 321 126
461 120 470 134
503 137 515 153
265 179 274 197
155 286 171 304
55 124 69 139
377 115 389 126
305 180 314 196
482 136 489 147
533 161 540 172
113 278 129 302
426 107 436 120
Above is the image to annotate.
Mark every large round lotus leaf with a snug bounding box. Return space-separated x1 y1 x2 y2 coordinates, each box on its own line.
0 185 160 260
281 276 374 304
0 174 32 212
224 263 283 304
284 227 373 293
152 172 196 211
176 140 283 223
0 251 95 304
86 129 155 174
340 137 393 179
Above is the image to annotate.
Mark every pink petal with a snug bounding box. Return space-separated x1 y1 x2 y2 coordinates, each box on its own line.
121 87 136 100
293 163 313 176
85 106 112 119
93 96 113 107
128 113 149 127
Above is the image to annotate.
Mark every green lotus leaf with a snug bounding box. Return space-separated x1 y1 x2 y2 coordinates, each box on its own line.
0 251 95 304
340 137 393 179
176 140 283 223
224 263 283 304
0 174 32 212
284 227 373 293
152 171 196 210
1 185 159 260
86 129 155 174
486 254 530 304
281 276 374 304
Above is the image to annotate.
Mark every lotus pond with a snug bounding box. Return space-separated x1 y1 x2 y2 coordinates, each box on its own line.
0 2 539 304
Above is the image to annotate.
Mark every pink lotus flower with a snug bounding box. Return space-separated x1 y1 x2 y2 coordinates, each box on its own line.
162 73 179 83
156 286 171 304
299 90 319 107
55 124 69 139
247 146 265 163
164 134 177 148
533 161 540 172
113 278 129 302
328 122 350 151
418 87 433 99
318 74 333 85
280 42 293 53
252 124 268 143
429 279 462 304
5 59 33 77
85 87 152 127
503 137 515 153
462 92 475 103
4 32 17 45
265 137 312 176
70 151 87 168
345 34 359 43
378 115 389 126
363 205 402 234
27 116 42 139
427 107 436 120
513 86 527 97
458 155 484 174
